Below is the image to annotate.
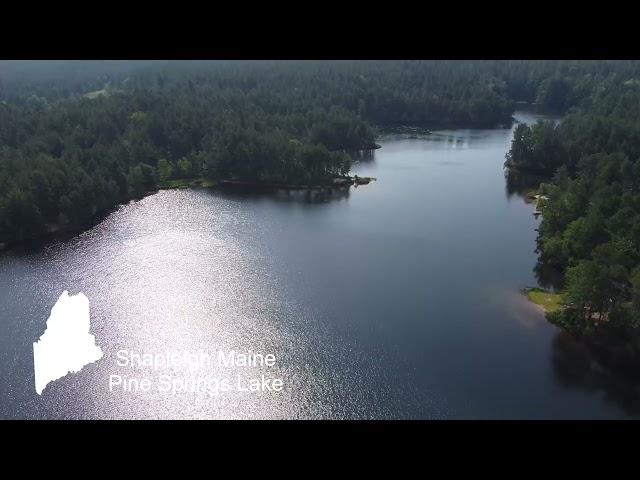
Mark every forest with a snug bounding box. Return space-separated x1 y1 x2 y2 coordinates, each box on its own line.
2 59 640 257
504 64 640 352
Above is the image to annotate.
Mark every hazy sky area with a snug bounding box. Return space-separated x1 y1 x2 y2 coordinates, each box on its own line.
0 60 248 100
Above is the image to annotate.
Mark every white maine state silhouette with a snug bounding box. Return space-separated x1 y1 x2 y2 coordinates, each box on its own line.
33 291 103 395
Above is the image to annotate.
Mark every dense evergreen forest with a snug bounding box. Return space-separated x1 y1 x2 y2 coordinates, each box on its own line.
504 62 640 352
2 59 640 258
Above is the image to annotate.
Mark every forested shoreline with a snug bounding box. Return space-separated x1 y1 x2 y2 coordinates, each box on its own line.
2 60 640 251
504 64 640 354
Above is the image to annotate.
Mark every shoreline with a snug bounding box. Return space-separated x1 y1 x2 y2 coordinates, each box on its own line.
0 179 217 252
1 119 527 253
0 174 376 252
219 175 375 190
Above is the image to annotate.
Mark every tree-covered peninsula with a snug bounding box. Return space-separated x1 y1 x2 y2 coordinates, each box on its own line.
3 60 640 248
505 66 640 353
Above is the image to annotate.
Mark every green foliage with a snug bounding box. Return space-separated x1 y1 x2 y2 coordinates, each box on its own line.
535 76 574 113
176 158 193 178
157 158 173 183
505 65 640 347
565 260 619 322
4 60 640 250
505 120 567 175
128 163 156 197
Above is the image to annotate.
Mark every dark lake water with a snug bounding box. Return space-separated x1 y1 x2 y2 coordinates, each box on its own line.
1 111 638 419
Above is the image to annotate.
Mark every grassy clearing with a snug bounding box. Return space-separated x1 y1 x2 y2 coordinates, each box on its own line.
84 89 108 99
523 287 564 313
84 88 123 99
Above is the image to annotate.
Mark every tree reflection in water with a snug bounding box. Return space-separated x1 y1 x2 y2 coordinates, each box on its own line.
552 331 640 417
215 184 352 205
534 261 564 292
349 149 376 163
506 166 640 416
504 169 547 202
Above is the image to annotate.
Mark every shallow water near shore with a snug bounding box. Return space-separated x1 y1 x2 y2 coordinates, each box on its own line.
1 111 638 419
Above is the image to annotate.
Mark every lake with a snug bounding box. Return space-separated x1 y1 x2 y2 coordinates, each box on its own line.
1 110 638 419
